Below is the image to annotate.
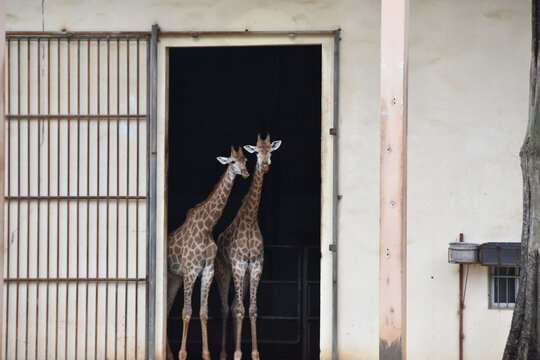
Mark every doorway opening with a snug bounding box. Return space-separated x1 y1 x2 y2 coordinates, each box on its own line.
167 45 321 360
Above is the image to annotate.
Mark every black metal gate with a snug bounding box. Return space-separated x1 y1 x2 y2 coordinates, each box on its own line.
4 32 149 359
168 245 320 360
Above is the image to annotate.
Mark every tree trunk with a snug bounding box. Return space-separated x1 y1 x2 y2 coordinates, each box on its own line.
503 1 540 358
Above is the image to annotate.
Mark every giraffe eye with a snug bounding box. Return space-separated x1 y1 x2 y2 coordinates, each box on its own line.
230 160 236 164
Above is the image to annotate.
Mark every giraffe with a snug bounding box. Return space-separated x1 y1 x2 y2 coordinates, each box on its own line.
167 146 249 360
215 133 282 360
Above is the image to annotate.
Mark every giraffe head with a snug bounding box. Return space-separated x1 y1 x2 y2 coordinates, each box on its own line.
244 133 282 173
217 146 250 178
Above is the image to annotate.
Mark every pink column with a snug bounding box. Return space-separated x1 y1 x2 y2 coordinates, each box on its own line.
379 0 409 359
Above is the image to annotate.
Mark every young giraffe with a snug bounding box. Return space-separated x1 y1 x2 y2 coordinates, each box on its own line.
167 146 249 360
215 134 282 360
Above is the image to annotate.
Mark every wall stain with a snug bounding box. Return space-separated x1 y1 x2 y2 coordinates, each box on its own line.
41 0 45 31
379 338 403 360
292 13 308 22
426 56 441 66
483 9 515 21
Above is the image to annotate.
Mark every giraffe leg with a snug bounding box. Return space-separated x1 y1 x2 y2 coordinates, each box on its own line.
231 296 238 357
179 271 197 360
231 268 249 357
248 261 263 360
216 255 232 360
200 260 215 360
167 272 183 360
231 260 248 360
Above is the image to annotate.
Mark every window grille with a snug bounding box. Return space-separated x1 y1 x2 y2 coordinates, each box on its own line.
489 266 520 309
4 32 149 359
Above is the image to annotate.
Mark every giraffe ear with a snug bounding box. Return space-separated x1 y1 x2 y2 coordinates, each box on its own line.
243 145 257 154
216 156 229 164
271 140 282 151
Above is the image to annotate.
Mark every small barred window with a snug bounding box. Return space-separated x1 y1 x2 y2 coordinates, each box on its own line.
489 266 520 309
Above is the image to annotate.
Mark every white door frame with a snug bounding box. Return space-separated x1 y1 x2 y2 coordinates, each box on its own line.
155 31 337 360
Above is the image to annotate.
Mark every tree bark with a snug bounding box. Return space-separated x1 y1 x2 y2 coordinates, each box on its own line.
503 1 540 358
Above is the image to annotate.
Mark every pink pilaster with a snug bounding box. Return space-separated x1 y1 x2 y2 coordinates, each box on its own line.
379 0 409 359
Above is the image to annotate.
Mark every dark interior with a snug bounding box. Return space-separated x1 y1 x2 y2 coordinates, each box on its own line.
167 45 321 360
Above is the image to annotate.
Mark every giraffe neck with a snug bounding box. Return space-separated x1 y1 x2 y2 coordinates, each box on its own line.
239 162 265 225
198 166 236 231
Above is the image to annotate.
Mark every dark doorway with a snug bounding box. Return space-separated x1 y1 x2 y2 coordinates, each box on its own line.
167 45 321 360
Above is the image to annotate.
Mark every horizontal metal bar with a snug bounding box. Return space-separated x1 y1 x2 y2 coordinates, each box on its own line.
257 316 299 321
6 31 150 39
6 195 147 201
264 244 306 249
260 280 298 285
173 338 302 345
249 338 301 345
6 114 147 120
160 30 337 36
4 277 147 283
170 315 299 321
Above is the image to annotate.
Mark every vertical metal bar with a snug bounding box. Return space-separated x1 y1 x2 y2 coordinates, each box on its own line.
379 0 409 358
55 37 60 360
496 270 500 304
489 268 493 306
94 38 100 360
85 38 91 360
15 37 20 360
25 38 30 360
135 38 140 360
45 38 50 360
506 268 509 306
145 24 159 360
302 247 308 360
35 38 41 360
115 37 120 360
0 8 6 358
498 270 501 304
4 37 10 360
458 233 464 360
498 269 502 306
105 37 110 360
145 36 150 357
330 29 340 360
124 39 130 360
296 247 302 346
75 38 81 360
491 269 495 305
65 37 71 360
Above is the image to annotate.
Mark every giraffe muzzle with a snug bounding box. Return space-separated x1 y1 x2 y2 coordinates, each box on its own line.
241 170 250 178
262 164 269 173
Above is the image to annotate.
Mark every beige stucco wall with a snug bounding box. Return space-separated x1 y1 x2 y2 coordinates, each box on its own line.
408 1 529 359
5 0 530 359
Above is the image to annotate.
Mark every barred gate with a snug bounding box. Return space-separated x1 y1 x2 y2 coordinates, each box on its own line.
4 32 149 359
